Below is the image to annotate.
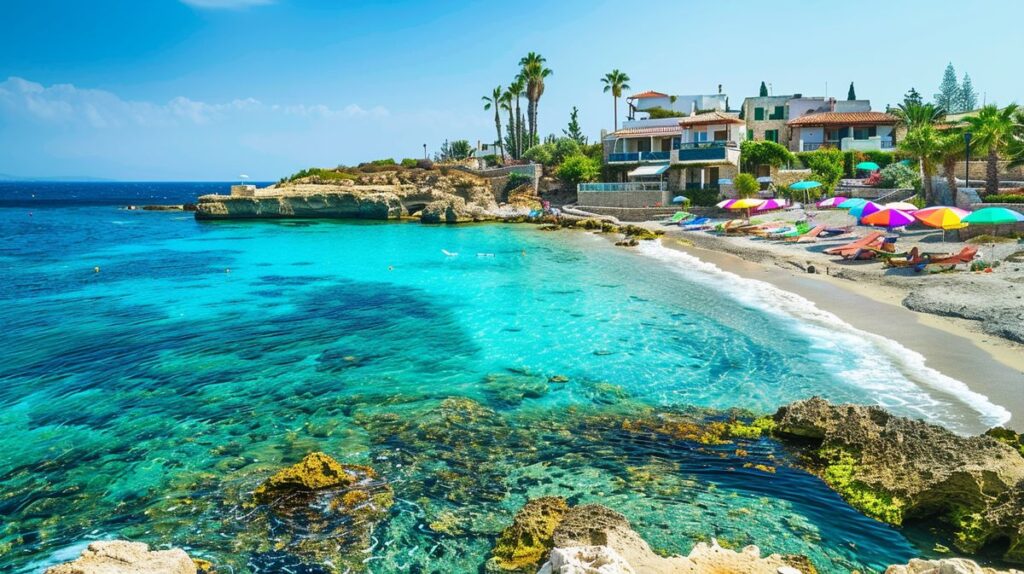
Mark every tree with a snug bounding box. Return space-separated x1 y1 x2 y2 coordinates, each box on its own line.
563 106 586 145
1008 109 1024 171
600 69 631 131
935 63 961 114
802 148 844 196
555 154 600 189
436 139 472 162
501 87 515 160
847 82 857 101
963 104 1021 195
892 101 944 130
936 128 967 206
739 141 794 172
519 52 553 148
482 86 506 161
508 76 526 158
903 87 923 107
959 74 978 112
898 125 943 205
733 173 759 198
759 81 768 97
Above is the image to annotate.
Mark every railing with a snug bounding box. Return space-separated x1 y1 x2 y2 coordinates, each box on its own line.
674 141 727 150
578 182 668 192
881 140 895 149
684 183 721 191
675 145 728 162
607 152 669 162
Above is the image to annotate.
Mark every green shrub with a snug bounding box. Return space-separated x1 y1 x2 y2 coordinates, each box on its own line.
367 158 396 166
523 138 583 167
582 143 604 164
644 106 686 119
733 173 760 198
283 167 358 183
878 163 920 189
801 148 844 195
982 194 1024 203
556 154 600 188
689 186 721 207
504 172 533 192
740 141 794 171
400 158 419 168
523 144 556 166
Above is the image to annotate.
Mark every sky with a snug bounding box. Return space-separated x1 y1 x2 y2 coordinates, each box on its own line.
1 0 1022 181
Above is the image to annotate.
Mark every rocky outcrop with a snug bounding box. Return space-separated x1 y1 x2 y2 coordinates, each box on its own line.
772 397 1024 562
884 557 1023 574
44 541 196 574
194 168 500 222
253 451 375 502
490 497 570 572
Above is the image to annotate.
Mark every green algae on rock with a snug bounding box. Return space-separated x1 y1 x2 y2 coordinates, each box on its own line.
772 397 1024 564
490 496 570 572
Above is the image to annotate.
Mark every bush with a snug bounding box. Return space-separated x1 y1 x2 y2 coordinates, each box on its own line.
366 158 396 166
401 158 419 168
523 137 583 167
554 138 581 163
480 154 499 166
689 187 721 207
282 167 358 183
982 194 1024 203
504 172 533 192
878 163 920 189
582 143 604 164
740 141 794 171
733 173 760 198
523 144 555 166
556 154 600 188
417 159 434 170
800 149 844 195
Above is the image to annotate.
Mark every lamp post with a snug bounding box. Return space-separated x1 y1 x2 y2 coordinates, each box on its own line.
423 143 427 160
963 131 972 189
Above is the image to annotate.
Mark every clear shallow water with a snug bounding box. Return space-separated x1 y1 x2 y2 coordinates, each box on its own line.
0 182 1000 573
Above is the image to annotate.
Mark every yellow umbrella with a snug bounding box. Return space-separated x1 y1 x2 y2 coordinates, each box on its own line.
726 198 766 210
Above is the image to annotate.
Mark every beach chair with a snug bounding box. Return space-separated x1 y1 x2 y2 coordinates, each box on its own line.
680 217 712 230
848 236 898 261
669 211 694 223
824 231 884 257
783 224 826 243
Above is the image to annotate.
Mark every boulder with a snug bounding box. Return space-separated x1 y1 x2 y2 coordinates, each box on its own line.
490 497 570 572
772 397 1024 561
537 546 635 574
884 557 1023 574
253 451 370 502
45 541 196 574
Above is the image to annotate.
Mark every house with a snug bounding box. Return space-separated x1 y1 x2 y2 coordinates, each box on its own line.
627 90 729 120
742 95 872 149
787 111 900 152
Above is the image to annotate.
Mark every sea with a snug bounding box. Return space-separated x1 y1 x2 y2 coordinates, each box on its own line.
0 181 1010 573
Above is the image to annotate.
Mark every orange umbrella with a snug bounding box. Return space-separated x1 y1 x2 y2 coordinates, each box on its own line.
914 206 969 230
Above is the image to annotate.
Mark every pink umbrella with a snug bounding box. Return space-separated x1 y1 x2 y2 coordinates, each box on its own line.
850 201 883 220
716 199 736 209
755 199 788 212
816 196 849 209
861 208 915 229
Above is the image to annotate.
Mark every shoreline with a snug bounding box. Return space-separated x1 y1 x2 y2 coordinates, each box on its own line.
652 231 1024 432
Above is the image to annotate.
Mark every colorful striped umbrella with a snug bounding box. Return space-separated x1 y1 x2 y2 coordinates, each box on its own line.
817 196 849 208
850 201 883 220
862 208 915 228
884 201 919 211
914 206 969 230
755 199 787 212
962 207 1024 225
838 198 868 209
716 199 735 209
726 198 766 210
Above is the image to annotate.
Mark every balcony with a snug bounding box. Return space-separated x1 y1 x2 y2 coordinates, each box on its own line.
578 182 667 192
673 142 729 163
607 151 670 163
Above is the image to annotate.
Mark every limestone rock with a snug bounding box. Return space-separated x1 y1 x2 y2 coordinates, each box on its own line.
537 546 635 574
491 497 570 571
44 541 196 574
772 397 1024 562
253 452 368 502
884 557 1023 574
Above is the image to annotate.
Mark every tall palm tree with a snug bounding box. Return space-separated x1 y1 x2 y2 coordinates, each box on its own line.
519 52 552 148
1007 109 1024 170
508 76 526 158
936 128 967 206
600 69 631 131
482 86 505 162
500 88 515 160
899 124 943 205
892 101 944 130
963 104 1021 195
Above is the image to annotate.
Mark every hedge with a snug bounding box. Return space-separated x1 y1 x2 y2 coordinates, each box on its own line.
689 187 720 207
982 194 1024 204
795 150 897 178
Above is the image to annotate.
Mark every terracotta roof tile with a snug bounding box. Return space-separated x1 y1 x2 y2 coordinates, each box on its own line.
787 111 898 127
628 90 668 99
677 111 744 126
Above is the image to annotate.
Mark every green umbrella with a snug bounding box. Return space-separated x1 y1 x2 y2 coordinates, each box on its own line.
962 207 1024 225
790 180 822 190
856 161 880 171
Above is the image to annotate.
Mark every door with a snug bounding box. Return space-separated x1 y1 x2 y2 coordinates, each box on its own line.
708 167 720 188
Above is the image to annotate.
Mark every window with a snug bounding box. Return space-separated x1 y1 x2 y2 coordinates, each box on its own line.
747 129 754 141
754 107 765 121
765 129 779 143
852 126 877 140
768 106 784 120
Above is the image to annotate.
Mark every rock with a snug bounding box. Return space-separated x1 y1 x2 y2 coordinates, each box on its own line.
772 398 1024 562
192 558 216 574
620 225 661 240
44 540 196 574
537 546 635 574
884 557 1023 574
615 238 639 247
253 451 369 502
491 497 570 572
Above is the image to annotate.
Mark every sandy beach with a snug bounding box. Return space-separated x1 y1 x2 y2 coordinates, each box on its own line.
646 216 1024 431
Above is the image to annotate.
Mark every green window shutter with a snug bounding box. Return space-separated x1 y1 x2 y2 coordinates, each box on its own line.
754 107 765 121
747 129 753 140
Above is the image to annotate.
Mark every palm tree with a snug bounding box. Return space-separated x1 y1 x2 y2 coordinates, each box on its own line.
600 69 631 131
936 128 967 206
500 88 515 160
508 76 526 158
963 104 1021 195
519 52 552 148
482 85 505 162
899 124 943 205
892 101 944 130
1007 109 1024 170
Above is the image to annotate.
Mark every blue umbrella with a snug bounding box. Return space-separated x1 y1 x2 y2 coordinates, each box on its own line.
717 178 733 185
838 198 868 209
672 195 688 204
790 180 822 190
756 176 773 183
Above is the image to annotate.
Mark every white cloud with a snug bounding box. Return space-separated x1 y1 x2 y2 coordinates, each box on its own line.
179 0 274 9
0 77 387 129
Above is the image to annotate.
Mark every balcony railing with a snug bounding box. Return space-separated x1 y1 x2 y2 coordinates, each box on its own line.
674 141 727 150
684 183 721 191
607 151 670 163
674 144 728 162
578 182 668 192
881 139 895 149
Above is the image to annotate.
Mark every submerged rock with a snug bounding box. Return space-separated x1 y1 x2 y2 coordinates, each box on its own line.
772 397 1024 562
44 541 196 574
490 497 570 572
253 451 371 502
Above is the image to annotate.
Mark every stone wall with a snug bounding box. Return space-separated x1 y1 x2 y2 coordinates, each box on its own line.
939 160 1024 183
577 190 669 208
570 205 677 222
452 164 542 202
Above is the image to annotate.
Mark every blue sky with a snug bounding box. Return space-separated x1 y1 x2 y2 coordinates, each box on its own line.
1 0 1022 180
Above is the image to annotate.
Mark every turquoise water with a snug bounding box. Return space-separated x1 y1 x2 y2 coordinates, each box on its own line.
0 184 1004 573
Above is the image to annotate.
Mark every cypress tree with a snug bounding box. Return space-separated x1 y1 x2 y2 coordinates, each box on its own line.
759 81 768 97
847 82 856 100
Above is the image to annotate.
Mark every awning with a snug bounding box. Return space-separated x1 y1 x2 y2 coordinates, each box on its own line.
628 164 670 177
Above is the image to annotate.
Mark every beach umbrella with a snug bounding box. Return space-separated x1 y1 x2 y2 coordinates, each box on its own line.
717 178 733 185
817 196 849 208
884 201 919 211
914 206 969 230
962 207 1024 226
899 159 914 167
725 198 765 210
756 176 773 183
790 181 822 191
716 199 735 209
850 201 883 220
838 197 868 209
862 208 915 229
755 198 787 212
856 161 880 171
672 195 688 204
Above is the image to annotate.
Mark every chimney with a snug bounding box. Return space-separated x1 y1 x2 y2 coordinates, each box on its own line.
717 84 722 94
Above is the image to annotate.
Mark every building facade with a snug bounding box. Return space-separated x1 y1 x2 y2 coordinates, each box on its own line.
786 111 900 152
742 95 874 150
627 90 729 120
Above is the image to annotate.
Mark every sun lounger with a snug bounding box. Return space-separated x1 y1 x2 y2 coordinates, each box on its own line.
669 211 694 223
824 231 884 257
680 217 713 230
782 224 826 243
847 236 898 260
884 246 979 270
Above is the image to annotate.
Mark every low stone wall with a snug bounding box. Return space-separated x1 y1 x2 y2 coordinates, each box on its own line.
452 164 542 202
941 160 1024 182
573 205 677 222
776 169 810 188
576 190 668 208
957 220 1024 240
